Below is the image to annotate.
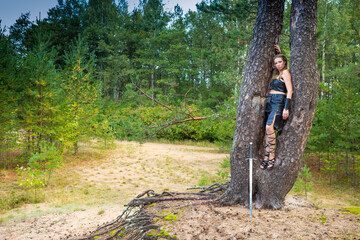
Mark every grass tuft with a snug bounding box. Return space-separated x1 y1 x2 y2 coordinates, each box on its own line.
344 207 360 215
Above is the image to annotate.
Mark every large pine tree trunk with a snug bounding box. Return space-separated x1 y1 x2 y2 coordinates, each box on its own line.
256 0 319 209
222 0 319 209
220 0 286 206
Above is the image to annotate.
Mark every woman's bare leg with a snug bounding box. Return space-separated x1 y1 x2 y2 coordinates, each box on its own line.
265 124 276 160
265 115 276 166
260 114 277 169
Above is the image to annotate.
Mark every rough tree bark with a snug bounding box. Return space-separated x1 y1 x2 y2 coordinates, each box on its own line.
221 0 319 209
255 0 319 209
220 0 286 206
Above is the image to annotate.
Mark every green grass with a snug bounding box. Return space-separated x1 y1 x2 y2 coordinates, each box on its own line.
288 153 360 208
289 173 360 208
349 200 359 206
344 207 360 215
197 172 220 186
164 213 178 221
97 210 105 215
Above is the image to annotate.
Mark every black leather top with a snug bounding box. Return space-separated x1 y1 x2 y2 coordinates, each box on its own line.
270 78 287 93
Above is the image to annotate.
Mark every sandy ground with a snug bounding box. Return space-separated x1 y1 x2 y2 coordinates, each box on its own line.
164 195 360 240
0 141 359 240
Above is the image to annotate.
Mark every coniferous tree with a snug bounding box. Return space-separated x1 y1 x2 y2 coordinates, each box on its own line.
156 5 191 103
83 0 119 84
43 0 86 66
0 28 19 168
62 38 99 154
17 32 60 156
99 0 132 101
308 0 360 184
135 0 170 98
8 13 35 55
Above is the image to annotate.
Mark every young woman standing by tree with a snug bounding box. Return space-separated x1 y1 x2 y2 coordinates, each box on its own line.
261 46 293 169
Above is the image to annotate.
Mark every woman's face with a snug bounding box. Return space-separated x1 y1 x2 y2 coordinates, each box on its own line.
274 57 286 71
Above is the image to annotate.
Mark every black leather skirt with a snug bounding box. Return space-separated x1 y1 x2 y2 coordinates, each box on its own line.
262 94 286 132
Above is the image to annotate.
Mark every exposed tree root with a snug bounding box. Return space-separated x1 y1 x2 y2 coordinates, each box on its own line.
77 184 229 240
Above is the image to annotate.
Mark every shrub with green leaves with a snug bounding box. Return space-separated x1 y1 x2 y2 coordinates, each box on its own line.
16 166 46 202
26 142 64 185
16 142 64 202
0 190 29 210
217 156 230 181
113 103 235 144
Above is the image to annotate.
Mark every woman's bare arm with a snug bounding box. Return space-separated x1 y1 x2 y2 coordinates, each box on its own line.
282 69 293 99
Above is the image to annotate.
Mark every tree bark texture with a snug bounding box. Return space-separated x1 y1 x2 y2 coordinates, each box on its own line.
220 0 285 206
222 0 319 209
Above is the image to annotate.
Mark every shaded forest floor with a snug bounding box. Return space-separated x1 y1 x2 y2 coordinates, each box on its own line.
0 141 359 239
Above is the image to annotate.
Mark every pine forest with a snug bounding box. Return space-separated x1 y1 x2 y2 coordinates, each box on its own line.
0 0 359 238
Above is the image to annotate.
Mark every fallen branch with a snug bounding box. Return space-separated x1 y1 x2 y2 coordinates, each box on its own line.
187 182 229 193
135 86 234 138
78 184 228 240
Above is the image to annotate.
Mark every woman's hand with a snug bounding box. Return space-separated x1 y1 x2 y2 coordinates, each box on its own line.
283 109 289 120
275 44 281 54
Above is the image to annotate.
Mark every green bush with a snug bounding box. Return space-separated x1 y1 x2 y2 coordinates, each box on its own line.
217 156 231 180
113 103 235 144
16 142 64 202
0 190 29 210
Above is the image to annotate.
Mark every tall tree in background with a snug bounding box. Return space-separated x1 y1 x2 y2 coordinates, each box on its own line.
190 0 256 107
62 38 99 154
8 13 35 55
44 0 86 66
186 10 229 107
83 0 119 85
135 0 170 98
156 4 190 103
221 0 320 209
0 29 19 168
308 0 360 185
18 32 60 155
99 0 132 101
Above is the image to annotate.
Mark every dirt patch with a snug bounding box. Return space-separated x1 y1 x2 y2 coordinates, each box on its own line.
0 141 359 240
164 197 360 240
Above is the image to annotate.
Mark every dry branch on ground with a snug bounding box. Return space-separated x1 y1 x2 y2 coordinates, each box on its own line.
78 184 228 240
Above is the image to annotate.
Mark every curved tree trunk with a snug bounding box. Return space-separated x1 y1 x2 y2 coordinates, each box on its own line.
256 0 319 209
220 0 286 206
222 0 319 209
